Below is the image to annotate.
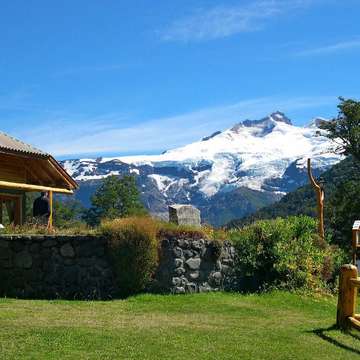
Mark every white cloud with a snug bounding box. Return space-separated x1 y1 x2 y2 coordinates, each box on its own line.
12 95 337 158
295 39 360 56
161 0 314 42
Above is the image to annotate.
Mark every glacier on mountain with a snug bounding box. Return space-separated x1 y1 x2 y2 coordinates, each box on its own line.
66 112 338 194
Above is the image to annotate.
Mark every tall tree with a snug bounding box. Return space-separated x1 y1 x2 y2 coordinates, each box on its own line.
320 97 360 162
84 175 146 226
319 98 360 248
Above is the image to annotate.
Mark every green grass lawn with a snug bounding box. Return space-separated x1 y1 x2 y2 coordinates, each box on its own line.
0 292 359 360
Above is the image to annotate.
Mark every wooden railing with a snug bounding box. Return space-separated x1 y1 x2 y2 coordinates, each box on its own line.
336 221 360 330
337 264 360 330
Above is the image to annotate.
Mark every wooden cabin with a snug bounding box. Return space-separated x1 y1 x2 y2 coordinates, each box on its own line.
0 131 78 227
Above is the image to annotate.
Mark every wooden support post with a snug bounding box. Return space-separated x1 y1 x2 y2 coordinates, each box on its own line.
5 201 14 225
13 197 21 226
352 221 360 266
22 193 26 226
353 229 358 265
47 190 53 231
337 264 358 330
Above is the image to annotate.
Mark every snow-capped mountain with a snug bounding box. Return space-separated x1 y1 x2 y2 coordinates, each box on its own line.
62 112 341 226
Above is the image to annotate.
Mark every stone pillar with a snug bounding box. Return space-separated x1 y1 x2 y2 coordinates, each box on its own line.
168 204 201 227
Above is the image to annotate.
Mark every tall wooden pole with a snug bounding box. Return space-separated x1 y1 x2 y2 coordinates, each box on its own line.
48 190 53 231
307 158 325 241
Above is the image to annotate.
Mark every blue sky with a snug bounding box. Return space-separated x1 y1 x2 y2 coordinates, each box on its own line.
1 0 359 159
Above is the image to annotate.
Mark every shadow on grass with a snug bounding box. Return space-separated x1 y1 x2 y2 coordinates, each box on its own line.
309 325 360 355
348 331 360 342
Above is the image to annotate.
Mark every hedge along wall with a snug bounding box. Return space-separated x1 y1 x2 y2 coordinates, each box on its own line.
0 235 235 299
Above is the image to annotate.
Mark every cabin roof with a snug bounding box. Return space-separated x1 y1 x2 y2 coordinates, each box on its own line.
0 132 47 157
0 131 78 193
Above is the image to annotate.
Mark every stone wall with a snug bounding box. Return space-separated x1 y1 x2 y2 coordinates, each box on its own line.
0 234 235 299
0 235 115 299
154 236 235 294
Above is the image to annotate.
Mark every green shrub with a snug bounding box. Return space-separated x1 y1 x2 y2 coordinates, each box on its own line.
201 224 228 241
229 216 346 292
101 216 159 297
156 221 208 240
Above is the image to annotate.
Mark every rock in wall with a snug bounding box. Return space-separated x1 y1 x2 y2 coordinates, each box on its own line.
0 235 115 299
153 235 236 294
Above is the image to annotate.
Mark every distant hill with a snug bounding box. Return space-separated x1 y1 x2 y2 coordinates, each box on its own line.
227 156 358 229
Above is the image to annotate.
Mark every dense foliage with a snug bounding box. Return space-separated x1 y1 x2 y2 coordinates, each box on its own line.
229 156 359 250
53 199 85 228
326 178 360 249
101 216 159 297
319 97 360 162
200 187 279 227
84 175 146 226
229 216 345 292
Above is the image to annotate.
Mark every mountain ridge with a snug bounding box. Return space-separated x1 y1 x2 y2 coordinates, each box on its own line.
62 111 341 226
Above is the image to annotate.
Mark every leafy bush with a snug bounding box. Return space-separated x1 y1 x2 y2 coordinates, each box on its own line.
101 216 227 296
229 216 346 292
101 216 159 297
201 224 228 241
53 199 86 229
326 177 360 249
